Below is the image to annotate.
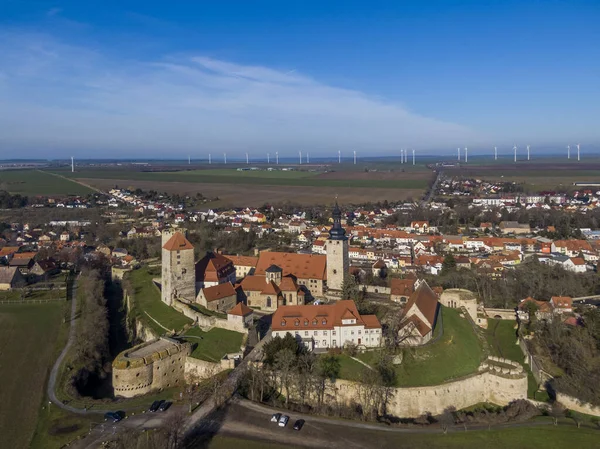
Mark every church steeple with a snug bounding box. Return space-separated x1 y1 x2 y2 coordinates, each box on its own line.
329 201 347 241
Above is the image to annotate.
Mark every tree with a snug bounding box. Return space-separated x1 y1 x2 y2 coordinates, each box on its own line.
341 276 360 301
275 348 297 407
441 254 457 274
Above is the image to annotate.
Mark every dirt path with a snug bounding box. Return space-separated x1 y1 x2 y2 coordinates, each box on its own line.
43 170 103 194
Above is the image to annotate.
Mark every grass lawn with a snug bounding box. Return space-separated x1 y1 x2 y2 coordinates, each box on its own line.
126 266 192 335
30 404 101 449
354 306 484 387
336 353 370 381
0 302 66 449
183 326 245 362
0 169 94 196
0 288 66 302
485 319 550 401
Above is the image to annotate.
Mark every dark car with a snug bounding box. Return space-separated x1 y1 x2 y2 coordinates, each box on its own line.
104 411 125 423
158 401 172 412
149 400 164 412
293 419 305 431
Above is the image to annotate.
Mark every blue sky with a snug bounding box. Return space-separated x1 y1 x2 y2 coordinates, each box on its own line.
1 1 599 158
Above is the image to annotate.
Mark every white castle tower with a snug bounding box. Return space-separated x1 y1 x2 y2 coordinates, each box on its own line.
161 229 196 306
326 202 349 295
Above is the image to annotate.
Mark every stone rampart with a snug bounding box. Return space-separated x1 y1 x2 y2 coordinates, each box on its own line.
334 358 528 417
173 299 248 334
556 393 600 417
518 337 552 386
112 337 192 398
184 354 239 381
359 285 391 295
485 308 516 320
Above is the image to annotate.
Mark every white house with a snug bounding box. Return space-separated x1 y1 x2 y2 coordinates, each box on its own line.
271 300 382 350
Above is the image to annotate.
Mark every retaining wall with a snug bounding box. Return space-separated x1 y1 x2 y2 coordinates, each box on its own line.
173 299 248 334
556 393 600 417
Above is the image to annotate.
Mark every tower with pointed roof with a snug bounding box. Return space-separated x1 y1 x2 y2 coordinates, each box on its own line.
326 202 349 295
161 229 196 305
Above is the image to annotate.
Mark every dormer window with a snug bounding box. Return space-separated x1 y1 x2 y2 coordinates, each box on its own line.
295 319 300 326
281 321 286 326
304 319 309 326
322 319 327 325
312 319 317 325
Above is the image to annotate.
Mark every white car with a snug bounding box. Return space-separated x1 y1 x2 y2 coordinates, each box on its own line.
271 413 281 423
278 415 290 427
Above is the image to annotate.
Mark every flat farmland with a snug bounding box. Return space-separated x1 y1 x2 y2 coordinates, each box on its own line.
0 169 95 196
0 302 65 449
445 161 600 192
78 177 425 206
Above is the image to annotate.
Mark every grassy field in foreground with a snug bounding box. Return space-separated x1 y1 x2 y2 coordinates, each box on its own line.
208 424 600 449
183 326 245 362
0 302 66 449
126 266 192 335
0 169 94 196
352 306 484 387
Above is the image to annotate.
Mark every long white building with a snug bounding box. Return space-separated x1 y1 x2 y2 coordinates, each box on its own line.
271 300 382 350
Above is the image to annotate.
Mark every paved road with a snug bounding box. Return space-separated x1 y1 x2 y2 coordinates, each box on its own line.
422 168 443 205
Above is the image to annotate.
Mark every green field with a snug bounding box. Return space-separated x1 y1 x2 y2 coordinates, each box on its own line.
0 288 66 303
353 306 484 387
208 425 600 449
0 169 94 196
126 266 192 335
182 326 245 362
51 168 430 190
0 302 66 449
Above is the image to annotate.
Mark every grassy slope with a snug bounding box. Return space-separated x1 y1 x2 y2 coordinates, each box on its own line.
126 266 192 335
352 306 483 387
0 169 94 196
55 168 429 189
0 288 66 302
183 326 245 362
0 303 65 449
485 319 549 401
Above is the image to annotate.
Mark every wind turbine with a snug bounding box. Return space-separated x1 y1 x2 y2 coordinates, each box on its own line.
464 147 468 163
527 145 530 161
299 151 302 165
223 153 227 164
246 152 249 164
188 155 191 165
494 146 497 161
267 153 270 164
457 147 461 161
208 154 211 165
338 150 341 164
276 151 279 165
577 143 581 161
353 150 356 165
513 144 517 163
412 149 415 165
567 145 571 159
307 152 310 164
71 157 74 173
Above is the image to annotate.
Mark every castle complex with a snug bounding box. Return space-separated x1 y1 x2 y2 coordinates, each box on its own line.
160 202 350 310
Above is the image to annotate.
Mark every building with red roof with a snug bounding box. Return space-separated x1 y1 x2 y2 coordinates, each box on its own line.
271 300 381 350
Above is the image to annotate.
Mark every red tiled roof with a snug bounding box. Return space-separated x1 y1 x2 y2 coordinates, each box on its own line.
402 281 439 329
228 302 253 317
202 282 237 302
390 278 415 297
272 300 381 331
551 296 573 309
255 251 326 280
224 255 259 268
162 232 194 251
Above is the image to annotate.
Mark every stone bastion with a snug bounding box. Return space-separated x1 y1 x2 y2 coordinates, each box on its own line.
112 337 192 398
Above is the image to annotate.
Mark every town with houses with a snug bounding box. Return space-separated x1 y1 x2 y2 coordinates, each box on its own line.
3 178 600 447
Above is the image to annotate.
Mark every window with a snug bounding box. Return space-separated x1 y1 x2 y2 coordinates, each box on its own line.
305 331 308 336
312 319 317 325
322 319 327 325
351 331 354 335
323 340 327 346
333 339 337 346
304 319 309 326
358 330 361 335
281 321 286 326
323 330 328 336
332 330 336 336
295 319 299 326
314 331 318 335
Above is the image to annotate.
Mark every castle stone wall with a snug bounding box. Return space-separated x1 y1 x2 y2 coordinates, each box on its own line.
556 393 600 417
173 299 248 335
112 337 192 398
334 360 527 417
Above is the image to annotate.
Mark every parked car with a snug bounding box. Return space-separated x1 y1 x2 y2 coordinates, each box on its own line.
103 411 125 423
271 413 282 423
149 400 164 412
293 419 305 431
158 401 172 412
278 415 290 427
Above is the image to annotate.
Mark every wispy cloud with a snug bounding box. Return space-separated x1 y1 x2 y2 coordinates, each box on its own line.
0 32 481 157
46 8 62 17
